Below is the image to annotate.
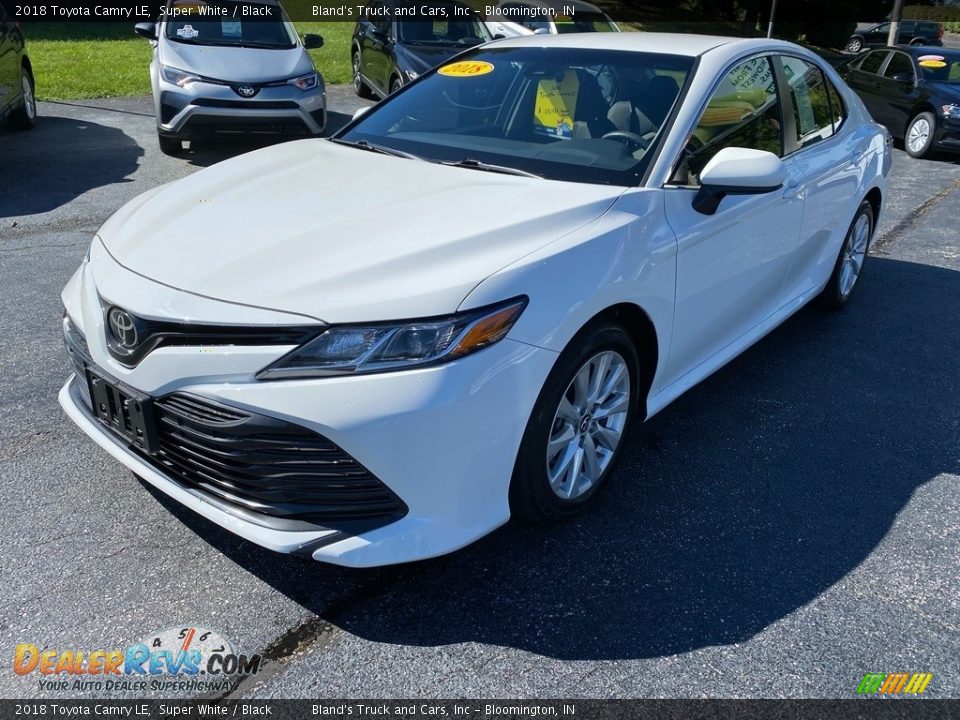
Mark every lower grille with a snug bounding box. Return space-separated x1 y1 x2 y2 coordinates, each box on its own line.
147 394 407 529
193 99 299 110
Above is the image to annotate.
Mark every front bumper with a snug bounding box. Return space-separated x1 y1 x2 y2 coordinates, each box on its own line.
935 115 960 152
60 259 557 567
157 79 326 139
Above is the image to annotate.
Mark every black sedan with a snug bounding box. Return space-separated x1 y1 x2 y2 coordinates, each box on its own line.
352 1 491 99
838 46 960 158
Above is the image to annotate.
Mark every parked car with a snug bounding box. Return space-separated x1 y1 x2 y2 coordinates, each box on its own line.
486 0 619 38
352 0 491 98
135 0 326 155
845 20 944 53
838 46 960 158
0 3 36 130
61 34 890 567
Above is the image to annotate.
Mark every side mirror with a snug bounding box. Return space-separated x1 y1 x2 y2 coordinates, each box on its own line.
352 106 371 121
890 72 914 84
693 147 786 215
134 22 157 40
303 34 324 49
493 33 506 40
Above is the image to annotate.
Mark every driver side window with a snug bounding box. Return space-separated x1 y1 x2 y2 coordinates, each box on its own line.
674 56 784 186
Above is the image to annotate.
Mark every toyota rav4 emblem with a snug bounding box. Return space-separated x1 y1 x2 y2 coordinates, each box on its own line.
237 85 256 97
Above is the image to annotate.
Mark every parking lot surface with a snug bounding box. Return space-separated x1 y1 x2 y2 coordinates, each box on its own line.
1 88 958 699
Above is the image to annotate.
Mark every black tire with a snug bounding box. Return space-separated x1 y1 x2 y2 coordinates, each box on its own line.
352 50 375 99
820 200 874 309
158 134 182 156
904 111 936 159
390 77 403 95
845 37 864 53
9 66 37 130
510 321 640 523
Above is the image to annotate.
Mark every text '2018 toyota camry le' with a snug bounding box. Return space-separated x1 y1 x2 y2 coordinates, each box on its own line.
61 33 891 567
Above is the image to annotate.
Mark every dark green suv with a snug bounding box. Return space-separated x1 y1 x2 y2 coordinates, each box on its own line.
846 21 944 53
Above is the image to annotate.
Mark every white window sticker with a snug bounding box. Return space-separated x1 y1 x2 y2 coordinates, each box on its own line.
221 21 241 37
177 24 199 39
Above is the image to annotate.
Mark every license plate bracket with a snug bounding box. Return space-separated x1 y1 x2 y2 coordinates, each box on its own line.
86 369 159 454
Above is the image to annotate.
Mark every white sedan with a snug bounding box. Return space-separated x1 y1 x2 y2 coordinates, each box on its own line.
60 33 891 567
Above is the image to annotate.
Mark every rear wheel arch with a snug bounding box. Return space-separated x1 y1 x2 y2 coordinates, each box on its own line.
905 103 937 137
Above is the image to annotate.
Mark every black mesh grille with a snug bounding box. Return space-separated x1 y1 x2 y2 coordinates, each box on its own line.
147 394 407 528
192 99 299 110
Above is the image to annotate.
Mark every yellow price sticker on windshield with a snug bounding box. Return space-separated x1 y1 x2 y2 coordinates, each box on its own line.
919 59 947 69
438 61 494 78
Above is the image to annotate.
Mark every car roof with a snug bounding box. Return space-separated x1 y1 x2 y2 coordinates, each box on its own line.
486 32 801 58
496 0 605 12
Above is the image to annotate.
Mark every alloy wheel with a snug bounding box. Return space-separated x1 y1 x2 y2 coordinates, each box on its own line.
546 350 631 500
22 74 35 121
907 117 930 155
839 212 870 297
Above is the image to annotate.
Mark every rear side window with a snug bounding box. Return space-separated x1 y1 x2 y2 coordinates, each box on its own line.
678 56 783 184
781 57 836 149
859 51 889 75
825 79 847 133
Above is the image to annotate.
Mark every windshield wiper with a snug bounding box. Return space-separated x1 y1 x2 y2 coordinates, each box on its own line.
440 158 542 178
330 138 423 161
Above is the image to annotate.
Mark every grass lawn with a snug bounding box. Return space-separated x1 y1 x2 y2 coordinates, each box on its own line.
24 22 353 100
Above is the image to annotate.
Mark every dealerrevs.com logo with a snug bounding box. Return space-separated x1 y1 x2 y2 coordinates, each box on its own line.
14 626 263 693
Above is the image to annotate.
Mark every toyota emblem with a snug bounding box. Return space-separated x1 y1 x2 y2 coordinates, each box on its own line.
108 308 139 349
237 85 256 98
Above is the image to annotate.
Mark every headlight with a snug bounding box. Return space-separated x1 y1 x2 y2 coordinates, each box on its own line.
287 72 319 91
257 297 527 380
943 104 960 119
160 65 201 87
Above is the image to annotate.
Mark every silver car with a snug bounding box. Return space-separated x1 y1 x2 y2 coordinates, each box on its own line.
134 0 325 155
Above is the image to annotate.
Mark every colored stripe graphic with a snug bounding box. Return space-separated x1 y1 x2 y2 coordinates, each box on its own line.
904 673 933 694
857 673 886 694
880 673 909 694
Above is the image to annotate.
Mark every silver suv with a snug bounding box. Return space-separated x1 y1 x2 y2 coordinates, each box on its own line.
135 0 325 155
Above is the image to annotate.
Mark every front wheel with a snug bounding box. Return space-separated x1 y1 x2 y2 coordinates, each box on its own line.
905 111 936 159
9 66 37 130
845 37 863 53
352 51 374 99
820 200 874 308
510 321 639 523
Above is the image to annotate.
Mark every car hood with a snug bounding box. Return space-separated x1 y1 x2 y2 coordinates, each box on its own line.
159 40 312 83
96 140 623 323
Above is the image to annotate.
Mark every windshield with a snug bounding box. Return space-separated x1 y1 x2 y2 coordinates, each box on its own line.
916 52 960 84
397 18 491 45
554 13 617 33
339 47 692 185
163 0 298 48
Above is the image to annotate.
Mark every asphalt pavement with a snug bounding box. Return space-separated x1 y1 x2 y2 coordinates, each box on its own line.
0 88 958 699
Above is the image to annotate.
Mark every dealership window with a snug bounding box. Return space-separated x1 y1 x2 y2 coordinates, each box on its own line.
675 56 784 185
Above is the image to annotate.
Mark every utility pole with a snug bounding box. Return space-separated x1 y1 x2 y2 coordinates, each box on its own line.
767 0 778 38
888 0 904 46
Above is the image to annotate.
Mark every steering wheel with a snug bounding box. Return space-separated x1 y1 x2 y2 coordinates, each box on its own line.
601 130 650 153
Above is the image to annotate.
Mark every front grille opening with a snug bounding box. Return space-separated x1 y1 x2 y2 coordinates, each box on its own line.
146 394 407 529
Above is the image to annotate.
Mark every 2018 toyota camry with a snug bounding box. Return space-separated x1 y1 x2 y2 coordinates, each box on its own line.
60 33 891 567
